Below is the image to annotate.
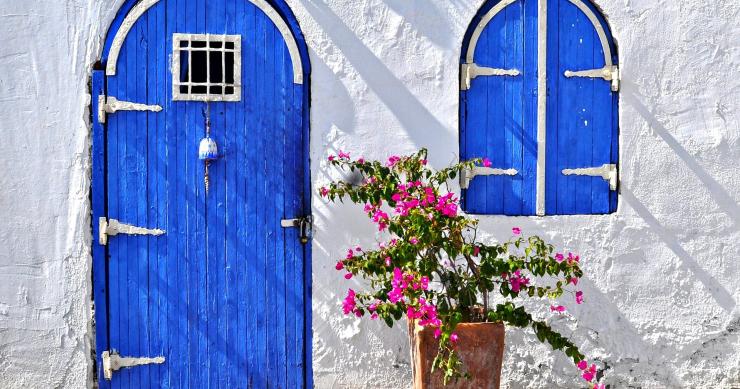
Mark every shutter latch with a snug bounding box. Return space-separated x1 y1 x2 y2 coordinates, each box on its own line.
102 350 165 380
97 95 162 123
563 65 620 91
460 63 521 90
281 215 313 244
562 164 618 190
99 217 165 246
460 166 518 189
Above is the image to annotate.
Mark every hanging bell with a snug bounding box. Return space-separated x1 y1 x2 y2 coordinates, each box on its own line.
198 137 219 161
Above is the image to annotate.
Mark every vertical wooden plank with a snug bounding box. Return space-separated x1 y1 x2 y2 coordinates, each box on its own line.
521 0 538 216
545 0 560 215
256 9 269 387
503 1 524 215
163 1 179 386
91 69 110 389
244 3 259 387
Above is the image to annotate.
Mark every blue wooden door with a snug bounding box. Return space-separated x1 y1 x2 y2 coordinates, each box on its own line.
460 0 618 215
92 0 310 387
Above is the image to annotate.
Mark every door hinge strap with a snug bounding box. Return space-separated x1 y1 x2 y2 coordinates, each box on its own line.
102 351 165 380
461 63 521 90
564 65 620 91
97 95 163 123
460 166 518 189
281 215 313 244
562 163 618 191
99 217 165 246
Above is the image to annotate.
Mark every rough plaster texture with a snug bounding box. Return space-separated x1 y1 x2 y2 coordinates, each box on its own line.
0 0 737 388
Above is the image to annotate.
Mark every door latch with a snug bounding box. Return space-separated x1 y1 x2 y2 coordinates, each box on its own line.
102 350 165 380
281 215 313 244
99 217 165 245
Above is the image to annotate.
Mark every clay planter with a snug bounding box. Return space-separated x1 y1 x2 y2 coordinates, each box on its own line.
409 321 505 389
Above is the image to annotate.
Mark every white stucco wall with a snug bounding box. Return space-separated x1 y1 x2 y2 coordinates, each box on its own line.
0 0 737 388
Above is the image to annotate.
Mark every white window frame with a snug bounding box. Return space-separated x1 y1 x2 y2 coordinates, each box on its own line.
172 33 242 102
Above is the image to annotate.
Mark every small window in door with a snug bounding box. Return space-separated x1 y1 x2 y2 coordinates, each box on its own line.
172 34 241 102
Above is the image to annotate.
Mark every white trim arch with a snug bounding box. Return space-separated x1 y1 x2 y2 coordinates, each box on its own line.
105 0 304 84
464 0 517 64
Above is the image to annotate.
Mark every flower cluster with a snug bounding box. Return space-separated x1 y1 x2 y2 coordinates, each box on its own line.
322 149 604 386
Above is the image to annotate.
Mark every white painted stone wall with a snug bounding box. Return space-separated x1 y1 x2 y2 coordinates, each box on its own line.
0 0 737 388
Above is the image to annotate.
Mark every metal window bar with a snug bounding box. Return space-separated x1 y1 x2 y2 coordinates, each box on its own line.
172 34 242 102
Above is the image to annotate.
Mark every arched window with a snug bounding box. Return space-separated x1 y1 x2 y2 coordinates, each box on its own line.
460 0 618 216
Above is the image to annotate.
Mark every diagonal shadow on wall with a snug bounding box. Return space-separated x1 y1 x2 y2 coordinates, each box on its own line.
621 81 740 232
621 187 736 313
304 1 453 157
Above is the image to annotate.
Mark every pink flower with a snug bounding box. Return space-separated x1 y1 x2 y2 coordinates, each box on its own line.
482 157 492 168
387 156 401 167
568 252 580 264
338 150 350 159
512 227 521 235
577 360 588 370
344 273 353 280
384 257 392 266
433 328 442 339
409 237 419 245
388 288 404 303
320 187 329 197
327 155 335 162
335 261 344 271
368 303 378 312
575 291 584 304
370 313 379 320
593 384 605 389
450 333 459 343
509 270 530 293
568 277 579 286
550 305 566 313
357 157 365 164
346 249 354 260
473 246 480 257
582 364 597 382
355 246 362 252
342 289 356 315
420 276 429 290
555 253 565 262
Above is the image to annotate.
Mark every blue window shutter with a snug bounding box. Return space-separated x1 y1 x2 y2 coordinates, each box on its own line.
461 0 618 216
461 0 537 216
546 0 618 215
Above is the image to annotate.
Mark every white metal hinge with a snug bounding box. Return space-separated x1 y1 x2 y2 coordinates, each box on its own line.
97 95 163 123
460 166 518 189
562 163 618 190
564 65 620 91
281 215 313 244
102 350 165 380
461 63 521 90
98 217 165 246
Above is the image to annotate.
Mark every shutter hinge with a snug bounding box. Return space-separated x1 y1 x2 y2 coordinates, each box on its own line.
102 350 165 380
562 163 618 190
460 63 521 90
97 95 163 123
563 65 620 92
99 217 165 246
460 166 518 189
281 215 313 244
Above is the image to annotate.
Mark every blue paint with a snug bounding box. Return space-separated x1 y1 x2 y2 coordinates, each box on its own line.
93 0 311 387
461 0 618 215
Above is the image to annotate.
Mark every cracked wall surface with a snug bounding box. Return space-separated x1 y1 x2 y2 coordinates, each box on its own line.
0 0 737 388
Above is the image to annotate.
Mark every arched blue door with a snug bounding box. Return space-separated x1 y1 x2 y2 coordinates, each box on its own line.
90 0 311 387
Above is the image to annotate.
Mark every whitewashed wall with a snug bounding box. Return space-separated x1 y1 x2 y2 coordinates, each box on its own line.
0 0 737 388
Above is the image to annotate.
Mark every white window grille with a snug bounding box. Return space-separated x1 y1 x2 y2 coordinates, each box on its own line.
172 33 242 102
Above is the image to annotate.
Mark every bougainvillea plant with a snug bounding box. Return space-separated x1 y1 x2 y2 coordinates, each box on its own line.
320 149 605 388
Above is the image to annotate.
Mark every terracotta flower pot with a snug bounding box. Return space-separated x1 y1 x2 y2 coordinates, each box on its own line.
409 321 505 389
